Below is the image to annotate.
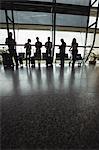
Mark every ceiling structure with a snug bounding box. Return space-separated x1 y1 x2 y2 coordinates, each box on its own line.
0 0 98 31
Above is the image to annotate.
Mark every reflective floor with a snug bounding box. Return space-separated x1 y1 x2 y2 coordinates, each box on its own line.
0 64 99 150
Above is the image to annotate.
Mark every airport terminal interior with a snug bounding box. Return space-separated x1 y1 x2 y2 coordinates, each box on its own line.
0 0 99 149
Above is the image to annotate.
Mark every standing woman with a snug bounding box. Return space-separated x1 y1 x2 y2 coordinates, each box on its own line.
69 38 78 68
24 39 31 67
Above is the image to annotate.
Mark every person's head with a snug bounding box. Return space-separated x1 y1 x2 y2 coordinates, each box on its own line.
28 39 31 43
61 38 64 43
8 32 12 38
36 37 39 41
48 37 50 41
72 38 76 44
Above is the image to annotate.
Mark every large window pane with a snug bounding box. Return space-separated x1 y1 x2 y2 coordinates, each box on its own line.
28 0 52 2
56 14 88 27
56 0 90 6
0 10 6 23
14 11 52 25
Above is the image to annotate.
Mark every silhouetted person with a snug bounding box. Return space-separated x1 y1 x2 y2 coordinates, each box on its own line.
5 32 18 69
24 39 31 67
69 38 78 68
59 39 66 67
45 37 52 57
35 37 42 67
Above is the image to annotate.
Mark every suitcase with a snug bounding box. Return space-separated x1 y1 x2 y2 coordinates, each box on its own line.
18 53 25 65
31 56 35 67
18 56 23 65
2 52 14 69
46 56 53 67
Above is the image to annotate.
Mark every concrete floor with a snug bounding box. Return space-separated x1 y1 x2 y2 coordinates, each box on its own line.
0 64 99 150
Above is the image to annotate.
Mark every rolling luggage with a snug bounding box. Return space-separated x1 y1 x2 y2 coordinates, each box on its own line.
31 56 35 67
46 56 53 67
2 52 14 69
18 53 25 67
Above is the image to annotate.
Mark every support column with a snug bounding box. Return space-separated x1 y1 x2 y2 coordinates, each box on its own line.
52 0 56 60
83 0 91 60
84 0 99 62
5 9 16 43
5 10 9 37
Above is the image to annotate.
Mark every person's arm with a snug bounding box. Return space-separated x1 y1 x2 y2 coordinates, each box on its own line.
14 39 16 46
65 42 66 48
45 42 47 48
35 42 37 48
77 43 78 48
5 38 8 45
51 42 52 48
76 43 78 54
69 46 72 51
69 43 72 51
30 44 32 50
24 43 26 48
40 42 42 48
65 43 66 53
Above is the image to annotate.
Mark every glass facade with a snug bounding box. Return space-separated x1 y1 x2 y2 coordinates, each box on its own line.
56 14 88 27
0 0 99 60
56 0 90 6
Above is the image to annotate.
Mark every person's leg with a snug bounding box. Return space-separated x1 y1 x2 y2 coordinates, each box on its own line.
50 49 51 57
72 57 75 69
61 58 64 68
29 54 30 67
14 52 18 69
46 50 48 67
10 52 14 67
38 51 41 68
61 58 62 67
63 58 64 67
26 53 27 66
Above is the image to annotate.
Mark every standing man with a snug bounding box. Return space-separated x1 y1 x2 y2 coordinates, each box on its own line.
24 39 31 67
45 37 52 57
5 32 18 69
59 39 66 67
35 37 42 67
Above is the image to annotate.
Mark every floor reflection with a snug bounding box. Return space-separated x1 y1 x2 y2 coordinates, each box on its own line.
1 65 99 149
0 65 99 96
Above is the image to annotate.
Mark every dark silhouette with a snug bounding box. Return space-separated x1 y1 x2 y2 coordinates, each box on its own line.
5 32 18 69
24 39 31 67
59 39 66 67
69 38 78 68
45 37 52 57
35 37 42 67
45 37 53 67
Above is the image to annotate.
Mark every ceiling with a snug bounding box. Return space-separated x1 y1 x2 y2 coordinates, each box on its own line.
0 0 98 30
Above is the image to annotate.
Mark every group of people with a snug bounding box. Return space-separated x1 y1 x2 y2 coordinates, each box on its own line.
58 38 78 68
24 36 52 67
5 32 78 69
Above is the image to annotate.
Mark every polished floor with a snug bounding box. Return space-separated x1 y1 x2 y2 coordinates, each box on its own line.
0 64 99 150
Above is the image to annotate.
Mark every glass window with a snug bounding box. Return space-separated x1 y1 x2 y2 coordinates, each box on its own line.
56 0 90 6
14 11 52 25
56 14 88 27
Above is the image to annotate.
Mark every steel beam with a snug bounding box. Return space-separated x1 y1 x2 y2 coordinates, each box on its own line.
52 0 56 59
0 1 89 16
83 0 91 60
5 10 9 37
85 1 99 62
